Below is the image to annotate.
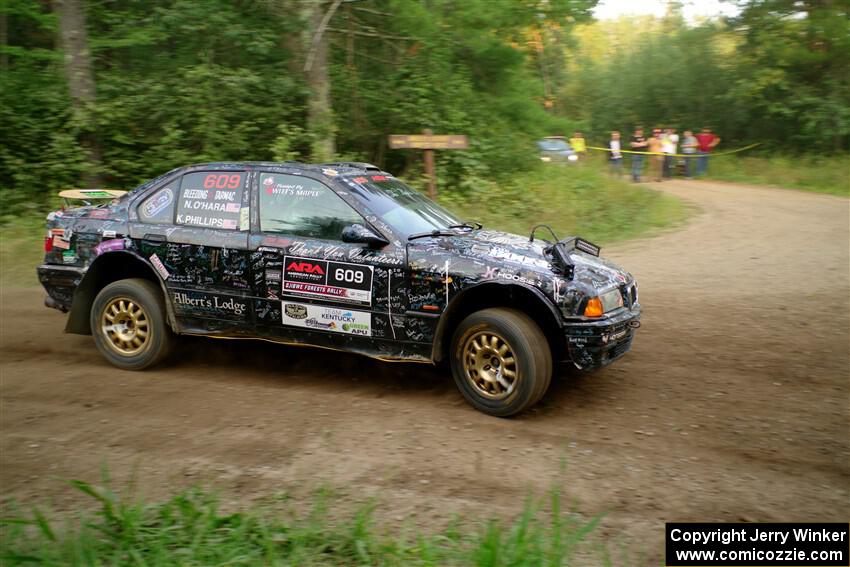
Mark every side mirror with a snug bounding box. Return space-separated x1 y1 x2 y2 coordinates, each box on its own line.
341 223 389 248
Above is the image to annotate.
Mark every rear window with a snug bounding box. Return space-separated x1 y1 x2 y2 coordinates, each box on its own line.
176 172 246 230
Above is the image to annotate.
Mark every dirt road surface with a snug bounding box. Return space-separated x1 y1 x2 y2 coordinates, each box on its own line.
2 180 848 562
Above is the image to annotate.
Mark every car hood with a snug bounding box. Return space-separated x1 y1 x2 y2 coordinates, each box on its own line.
418 229 633 290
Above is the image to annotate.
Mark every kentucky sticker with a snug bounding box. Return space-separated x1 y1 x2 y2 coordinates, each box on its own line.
281 301 371 336
282 256 373 306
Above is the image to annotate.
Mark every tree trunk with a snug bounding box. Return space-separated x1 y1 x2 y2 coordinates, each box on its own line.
0 11 8 71
53 0 102 186
304 0 340 162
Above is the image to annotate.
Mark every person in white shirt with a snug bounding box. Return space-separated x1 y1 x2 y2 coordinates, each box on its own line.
662 128 679 178
608 131 623 176
681 130 698 178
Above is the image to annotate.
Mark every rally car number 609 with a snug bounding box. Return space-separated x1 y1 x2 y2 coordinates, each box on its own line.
38 161 640 416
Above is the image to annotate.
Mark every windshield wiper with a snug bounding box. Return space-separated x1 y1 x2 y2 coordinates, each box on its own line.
407 229 460 241
447 221 482 230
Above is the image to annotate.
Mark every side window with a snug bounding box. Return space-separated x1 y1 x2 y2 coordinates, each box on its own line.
176 171 247 230
259 173 363 239
138 185 176 224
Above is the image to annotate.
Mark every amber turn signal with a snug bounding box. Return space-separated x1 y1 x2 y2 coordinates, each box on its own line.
584 297 604 317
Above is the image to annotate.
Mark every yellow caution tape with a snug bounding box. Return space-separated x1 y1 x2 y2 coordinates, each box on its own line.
587 143 761 158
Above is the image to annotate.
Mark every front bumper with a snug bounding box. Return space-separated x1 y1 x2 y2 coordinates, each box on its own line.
562 304 641 370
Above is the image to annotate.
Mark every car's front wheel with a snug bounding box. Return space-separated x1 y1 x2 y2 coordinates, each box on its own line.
90 278 173 370
450 308 552 417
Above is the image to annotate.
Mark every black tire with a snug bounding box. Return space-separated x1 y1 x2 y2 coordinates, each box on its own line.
90 278 174 370
450 308 552 417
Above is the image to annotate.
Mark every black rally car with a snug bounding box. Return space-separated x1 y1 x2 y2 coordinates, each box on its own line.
38 162 640 416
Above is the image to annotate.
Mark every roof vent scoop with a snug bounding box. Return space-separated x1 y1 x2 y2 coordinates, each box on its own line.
322 162 381 172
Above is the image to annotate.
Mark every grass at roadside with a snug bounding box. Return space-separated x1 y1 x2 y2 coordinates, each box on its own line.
703 154 849 196
444 162 689 244
0 480 612 566
0 215 45 288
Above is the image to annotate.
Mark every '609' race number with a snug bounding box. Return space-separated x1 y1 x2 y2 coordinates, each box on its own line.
202 174 243 189
334 268 364 284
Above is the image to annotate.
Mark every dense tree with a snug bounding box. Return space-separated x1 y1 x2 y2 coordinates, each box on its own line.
0 0 846 214
53 0 101 185
554 1 850 151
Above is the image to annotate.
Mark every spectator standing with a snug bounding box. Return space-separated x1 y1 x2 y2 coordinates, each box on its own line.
695 127 720 176
647 128 664 182
681 130 698 178
661 128 677 178
569 131 587 158
608 131 623 176
629 127 648 182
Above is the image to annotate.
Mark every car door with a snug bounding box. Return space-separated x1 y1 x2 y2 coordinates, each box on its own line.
129 167 253 333
247 170 412 356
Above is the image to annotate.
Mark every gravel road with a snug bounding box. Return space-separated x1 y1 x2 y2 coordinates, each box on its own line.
2 180 848 562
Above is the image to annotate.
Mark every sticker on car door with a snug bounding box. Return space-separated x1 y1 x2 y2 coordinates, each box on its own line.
281 301 371 336
282 256 373 306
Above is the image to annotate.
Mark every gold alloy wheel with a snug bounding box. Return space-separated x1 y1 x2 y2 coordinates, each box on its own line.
462 331 518 399
100 296 150 356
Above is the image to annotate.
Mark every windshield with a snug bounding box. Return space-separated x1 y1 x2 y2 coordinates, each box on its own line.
343 175 465 238
537 139 571 151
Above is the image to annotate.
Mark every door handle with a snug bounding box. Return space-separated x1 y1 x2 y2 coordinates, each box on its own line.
144 233 167 242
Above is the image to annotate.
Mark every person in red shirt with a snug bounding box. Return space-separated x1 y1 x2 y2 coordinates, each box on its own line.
695 127 720 176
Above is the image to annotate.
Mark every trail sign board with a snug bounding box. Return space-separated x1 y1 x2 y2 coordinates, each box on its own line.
388 134 469 150
387 130 468 199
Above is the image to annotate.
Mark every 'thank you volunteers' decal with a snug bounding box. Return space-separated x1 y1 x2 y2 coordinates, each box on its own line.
282 256 373 306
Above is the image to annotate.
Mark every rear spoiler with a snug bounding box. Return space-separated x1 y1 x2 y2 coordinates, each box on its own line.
58 189 127 208
529 224 600 279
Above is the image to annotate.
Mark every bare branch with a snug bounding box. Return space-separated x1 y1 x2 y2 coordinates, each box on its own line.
304 0 343 72
326 27 415 41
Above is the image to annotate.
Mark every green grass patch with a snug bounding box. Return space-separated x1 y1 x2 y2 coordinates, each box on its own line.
0 215 46 287
703 154 849 196
0 480 614 566
443 162 689 245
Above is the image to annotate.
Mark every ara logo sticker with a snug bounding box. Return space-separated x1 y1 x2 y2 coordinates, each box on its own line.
286 261 326 275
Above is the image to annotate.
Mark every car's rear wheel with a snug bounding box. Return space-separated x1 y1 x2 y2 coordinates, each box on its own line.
90 279 173 370
450 308 552 417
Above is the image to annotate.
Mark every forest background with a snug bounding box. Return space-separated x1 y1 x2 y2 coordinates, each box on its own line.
2 0 848 216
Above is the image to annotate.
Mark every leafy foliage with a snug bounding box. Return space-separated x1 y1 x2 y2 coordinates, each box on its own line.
556 2 850 151
0 0 846 214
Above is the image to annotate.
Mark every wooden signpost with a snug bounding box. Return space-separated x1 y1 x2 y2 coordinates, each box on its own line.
388 129 468 199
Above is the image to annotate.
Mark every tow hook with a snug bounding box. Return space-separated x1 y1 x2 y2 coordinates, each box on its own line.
44 296 68 313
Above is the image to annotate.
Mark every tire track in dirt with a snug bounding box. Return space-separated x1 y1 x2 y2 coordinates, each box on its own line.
1 180 848 563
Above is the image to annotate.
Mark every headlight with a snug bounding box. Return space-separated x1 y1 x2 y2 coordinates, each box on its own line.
600 288 624 312
540 156 552 162
568 154 578 161
584 289 623 317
